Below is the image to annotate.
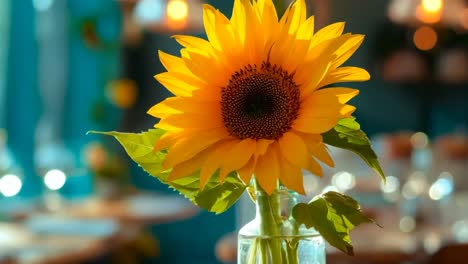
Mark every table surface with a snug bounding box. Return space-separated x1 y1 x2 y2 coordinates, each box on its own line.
0 193 198 264
64 193 199 225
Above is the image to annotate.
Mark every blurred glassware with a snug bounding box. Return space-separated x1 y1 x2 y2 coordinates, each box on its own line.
398 132 434 231
380 132 413 171
434 133 468 191
450 193 468 243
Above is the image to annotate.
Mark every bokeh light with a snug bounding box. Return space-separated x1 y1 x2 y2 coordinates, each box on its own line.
400 216 416 232
416 0 443 24
331 171 356 192
410 131 429 148
106 79 138 109
43 169 67 191
321 185 340 194
32 0 54 12
421 0 443 13
413 26 438 51
428 172 454 200
167 0 189 21
134 0 164 24
402 171 426 199
380 176 400 193
453 220 468 243
0 174 22 197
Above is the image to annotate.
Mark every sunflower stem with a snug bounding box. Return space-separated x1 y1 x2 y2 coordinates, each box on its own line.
254 179 283 264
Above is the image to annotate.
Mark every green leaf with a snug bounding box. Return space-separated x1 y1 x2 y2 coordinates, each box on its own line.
322 117 385 182
88 130 246 214
168 171 246 214
292 192 375 255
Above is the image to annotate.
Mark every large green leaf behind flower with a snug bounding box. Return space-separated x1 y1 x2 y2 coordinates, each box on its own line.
292 191 375 255
322 117 385 182
89 130 246 214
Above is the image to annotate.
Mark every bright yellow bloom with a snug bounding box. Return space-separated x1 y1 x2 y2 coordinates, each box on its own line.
148 0 369 195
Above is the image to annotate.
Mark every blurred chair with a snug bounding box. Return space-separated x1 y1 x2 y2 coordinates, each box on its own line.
327 251 421 264
426 244 468 264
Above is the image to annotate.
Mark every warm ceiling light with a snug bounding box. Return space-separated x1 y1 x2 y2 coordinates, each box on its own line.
413 26 438 51
421 0 443 13
167 0 189 21
388 0 466 27
417 0 443 24
416 5 442 23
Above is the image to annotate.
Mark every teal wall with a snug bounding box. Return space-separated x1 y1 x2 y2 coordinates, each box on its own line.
5 0 122 198
6 0 41 196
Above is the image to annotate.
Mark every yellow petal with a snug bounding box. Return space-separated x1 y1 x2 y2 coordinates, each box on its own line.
297 16 314 40
340 105 356 117
255 139 274 157
294 88 359 133
296 59 332 97
162 128 229 169
237 157 256 185
286 0 306 35
319 67 370 87
147 100 181 118
219 138 256 181
241 0 263 64
231 0 247 45
255 0 278 25
278 155 306 195
154 72 199 97
292 116 338 134
298 133 334 167
254 145 279 195
182 50 228 87
154 132 183 152
306 33 352 62
283 39 311 72
203 5 222 51
310 87 360 104
278 132 309 169
158 50 193 75
305 157 323 177
310 22 345 48
173 35 213 55
167 145 216 181
332 34 365 68
199 140 237 189
150 97 220 116
156 113 223 131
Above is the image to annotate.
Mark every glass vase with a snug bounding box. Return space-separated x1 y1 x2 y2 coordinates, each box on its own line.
238 186 326 264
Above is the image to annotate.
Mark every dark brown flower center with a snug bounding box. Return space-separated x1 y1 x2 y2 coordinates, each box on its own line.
221 62 300 140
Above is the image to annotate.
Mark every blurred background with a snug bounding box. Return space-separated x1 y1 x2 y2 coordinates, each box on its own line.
0 0 467 263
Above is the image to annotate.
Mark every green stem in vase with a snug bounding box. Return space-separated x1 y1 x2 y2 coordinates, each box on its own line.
254 179 283 264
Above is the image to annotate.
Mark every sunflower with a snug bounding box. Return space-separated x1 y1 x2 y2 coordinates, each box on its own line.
148 0 369 195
